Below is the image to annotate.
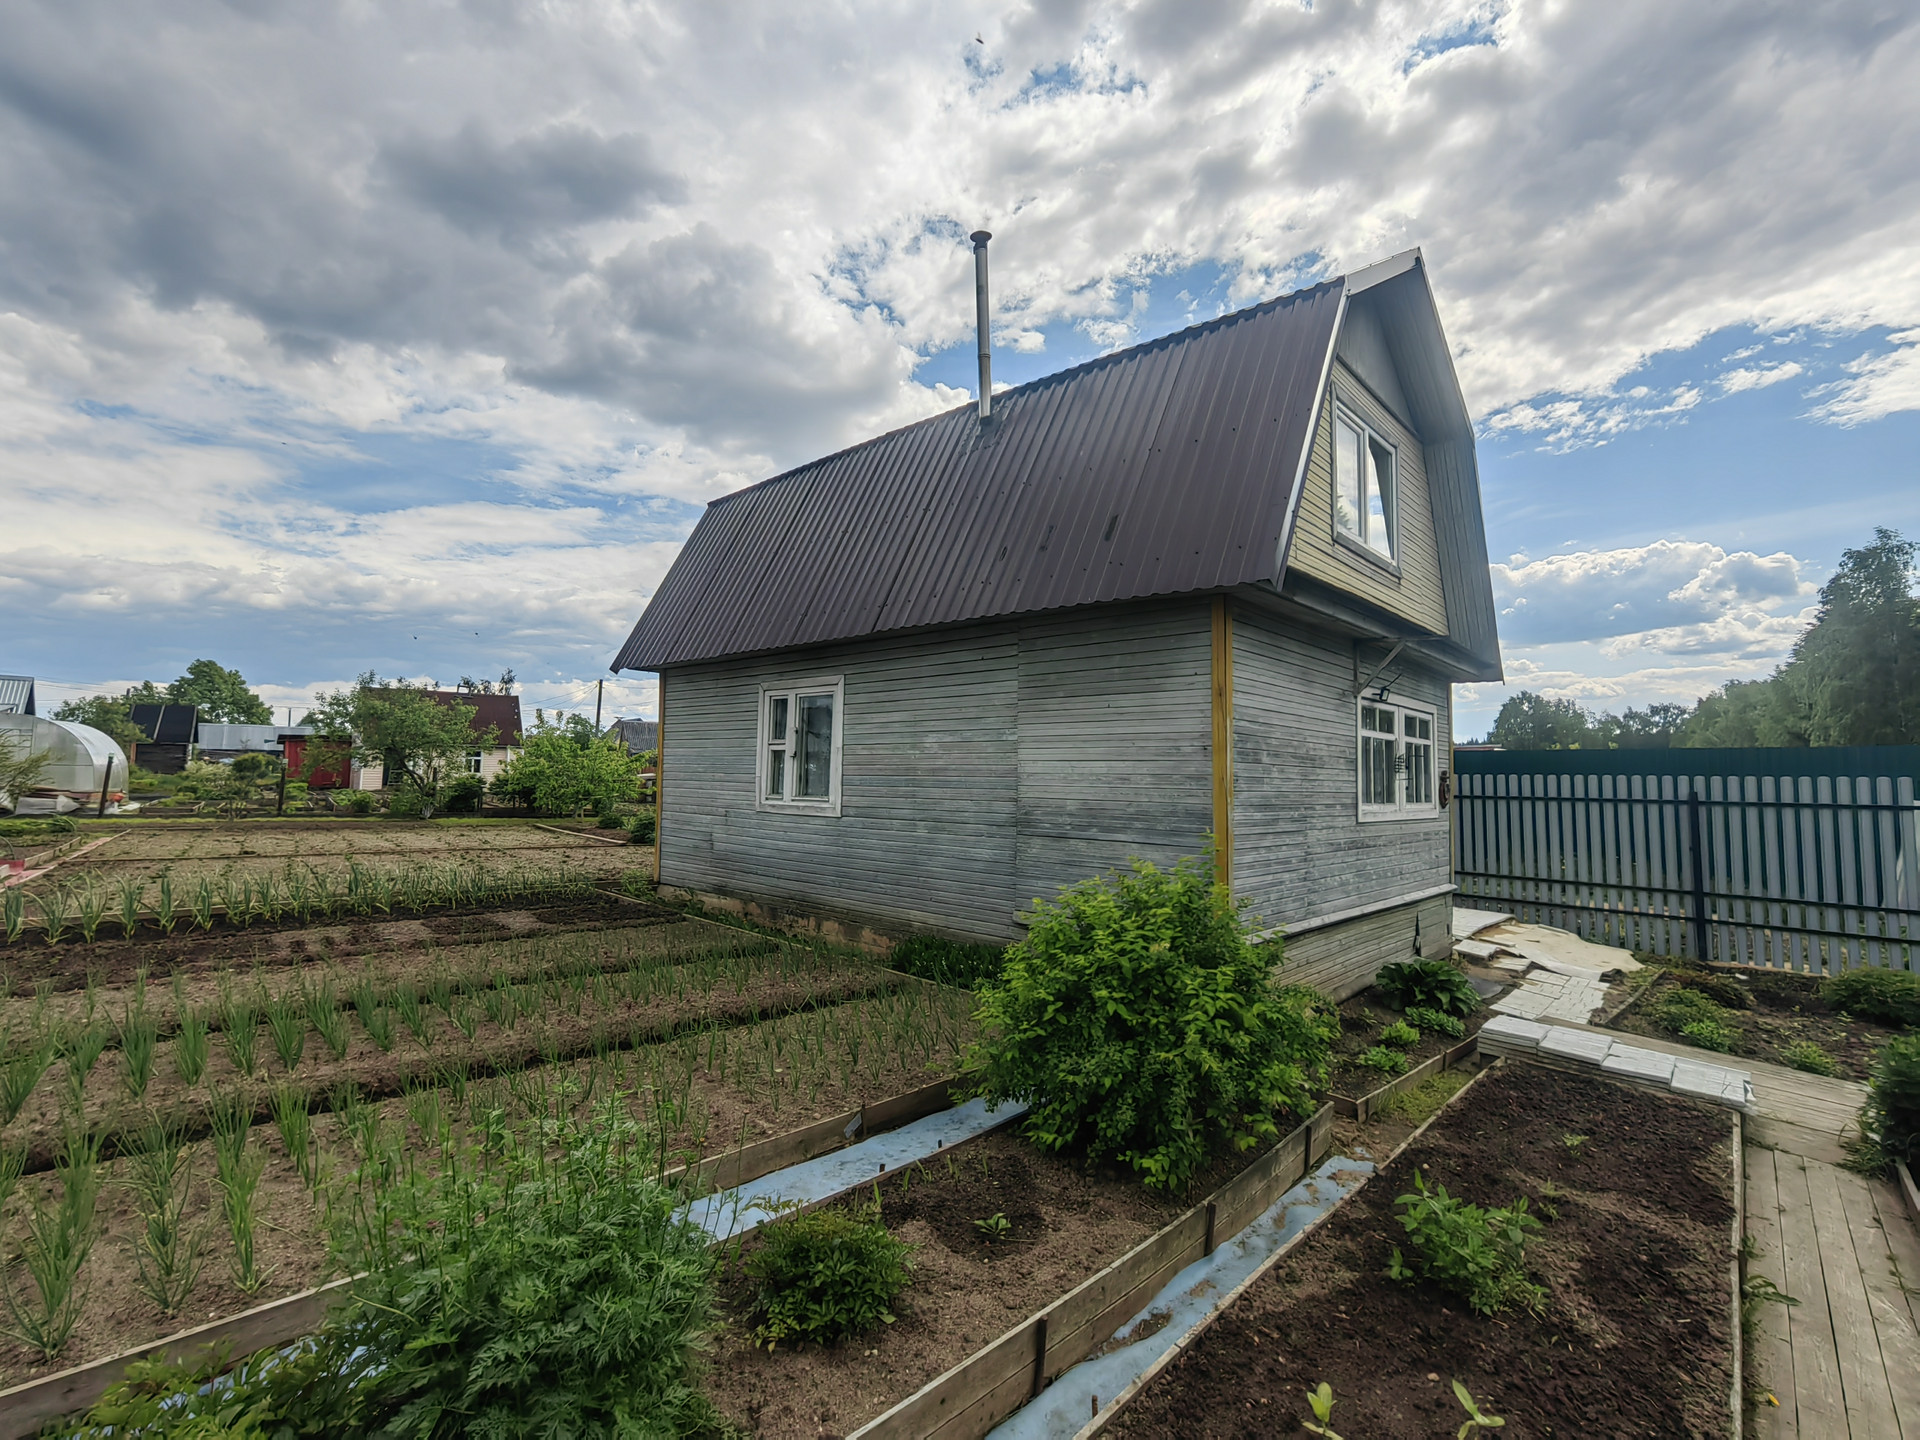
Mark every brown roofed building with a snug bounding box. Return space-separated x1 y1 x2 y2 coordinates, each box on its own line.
349 690 524 791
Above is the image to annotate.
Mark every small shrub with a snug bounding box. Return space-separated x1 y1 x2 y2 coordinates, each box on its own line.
1357 1045 1410 1076
1652 985 1738 1052
1388 1168 1544 1316
1670 971 1753 1010
1375 960 1480 1019
629 810 657 844
1379 1020 1420 1050
385 789 424 819
748 1205 913 1349
1864 1033 1920 1170
1783 1041 1839 1076
338 790 376 816
1822 968 1920 1028
443 774 485 815
1405 1006 1466 1040
965 856 1336 1193
889 934 1006 990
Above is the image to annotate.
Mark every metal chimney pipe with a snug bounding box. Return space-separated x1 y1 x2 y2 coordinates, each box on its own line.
970 230 993 420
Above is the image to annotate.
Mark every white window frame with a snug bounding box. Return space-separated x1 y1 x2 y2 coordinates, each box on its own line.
1357 695 1439 821
464 749 485 776
1332 399 1399 569
755 676 844 816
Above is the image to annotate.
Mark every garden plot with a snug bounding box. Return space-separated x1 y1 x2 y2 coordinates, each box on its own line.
0 895 975 1389
1107 1064 1738 1439
4 819 638 935
1609 963 1917 1081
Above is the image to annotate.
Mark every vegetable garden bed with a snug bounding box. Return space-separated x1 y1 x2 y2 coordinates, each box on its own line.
0 892 975 1393
1107 1063 1738 1439
1608 964 1914 1081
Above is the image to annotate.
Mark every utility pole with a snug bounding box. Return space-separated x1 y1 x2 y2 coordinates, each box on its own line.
595 678 604 732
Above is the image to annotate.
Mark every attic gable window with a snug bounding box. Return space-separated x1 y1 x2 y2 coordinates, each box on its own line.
1333 405 1397 564
757 677 843 815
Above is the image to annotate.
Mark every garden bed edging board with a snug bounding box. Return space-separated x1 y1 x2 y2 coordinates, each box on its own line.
847 1105 1335 1440
1073 1059 1503 1440
0 1076 971 1440
1327 1035 1478 1122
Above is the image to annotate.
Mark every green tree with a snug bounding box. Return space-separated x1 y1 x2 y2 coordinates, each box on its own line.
490 711 642 817
306 675 494 819
0 731 53 811
168 660 272 724
1677 529 1920 748
1484 692 1597 749
49 695 147 751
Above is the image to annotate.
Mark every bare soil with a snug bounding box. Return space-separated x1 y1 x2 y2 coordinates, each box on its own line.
705 1127 1197 1440
1112 1064 1737 1440
1322 989 1499 1100
1608 966 1907 1082
1 893 668 990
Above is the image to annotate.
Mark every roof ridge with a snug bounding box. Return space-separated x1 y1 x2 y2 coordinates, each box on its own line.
708 274 1346 508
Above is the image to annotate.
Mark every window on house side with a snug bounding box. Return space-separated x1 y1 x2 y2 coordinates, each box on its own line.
464 750 484 775
759 679 842 811
1358 698 1438 819
1334 408 1397 563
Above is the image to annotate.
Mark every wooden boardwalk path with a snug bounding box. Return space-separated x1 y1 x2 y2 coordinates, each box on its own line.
1565 1019 1917 1436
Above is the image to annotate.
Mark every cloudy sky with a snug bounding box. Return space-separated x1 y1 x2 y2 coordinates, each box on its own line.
3 0 1917 736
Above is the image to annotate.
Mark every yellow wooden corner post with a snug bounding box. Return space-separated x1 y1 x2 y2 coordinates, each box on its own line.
1210 597 1234 889
652 675 664 885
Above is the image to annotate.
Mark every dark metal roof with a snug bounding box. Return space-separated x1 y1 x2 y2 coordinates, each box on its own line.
615 254 1499 675
130 703 198 745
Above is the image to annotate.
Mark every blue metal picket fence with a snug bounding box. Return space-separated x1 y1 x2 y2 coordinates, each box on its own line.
1451 746 1920 973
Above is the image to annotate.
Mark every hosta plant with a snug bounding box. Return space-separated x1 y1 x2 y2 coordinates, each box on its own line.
1375 960 1480 1019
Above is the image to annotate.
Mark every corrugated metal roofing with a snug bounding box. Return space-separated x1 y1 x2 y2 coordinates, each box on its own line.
614 256 1499 674
0 675 34 716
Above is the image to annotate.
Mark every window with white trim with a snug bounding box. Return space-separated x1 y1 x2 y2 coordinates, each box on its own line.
757 678 843 813
464 750 484 775
1358 698 1437 819
1333 404 1397 564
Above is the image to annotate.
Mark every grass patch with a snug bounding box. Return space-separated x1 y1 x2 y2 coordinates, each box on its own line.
1371 1068 1471 1125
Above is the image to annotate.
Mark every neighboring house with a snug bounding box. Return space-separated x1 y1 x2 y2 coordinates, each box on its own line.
0 675 36 716
613 249 1501 1000
197 723 310 761
606 718 659 756
351 691 524 791
129 703 199 774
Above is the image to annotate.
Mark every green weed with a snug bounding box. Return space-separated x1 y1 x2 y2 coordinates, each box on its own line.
1388 1169 1545 1317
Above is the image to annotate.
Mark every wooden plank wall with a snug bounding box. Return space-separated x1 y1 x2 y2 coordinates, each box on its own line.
1283 355 1449 636
1454 764 1920 973
1230 605 1452 993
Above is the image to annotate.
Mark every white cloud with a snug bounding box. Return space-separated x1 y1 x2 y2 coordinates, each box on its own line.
1 0 1917 699
1719 360 1804 393
1809 329 1920 424
1491 540 1815 647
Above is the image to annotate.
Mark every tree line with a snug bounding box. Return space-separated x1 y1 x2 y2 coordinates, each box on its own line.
1479 528 1920 750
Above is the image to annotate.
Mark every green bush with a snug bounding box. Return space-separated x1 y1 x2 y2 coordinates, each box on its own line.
747 1205 913 1349
330 1096 725 1435
629 810 657 845
1357 1045 1410 1076
1822 968 1920 1028
1404 1006 1466 1040
443 775 485 815
965 855 1335 1193
888 934 1006 990
1680 1017 1738 1053
1671 971 1753 1010
1388 1169 1545 1316
1374 960 1480 1019
385 788 425 819
1783 1041 1839 1077
1866 1033 1920 1169
1379 1020 1421 1049
337 790 375 816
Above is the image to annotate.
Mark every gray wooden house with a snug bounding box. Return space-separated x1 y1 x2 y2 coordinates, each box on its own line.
613 249 1501 998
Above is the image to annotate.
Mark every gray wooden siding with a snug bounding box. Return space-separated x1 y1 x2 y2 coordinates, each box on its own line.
1286 361 1449 636
1229 605 1453 955
1014 602 1214 910
662 623 1022 937
659 600 1214 942
1283 892 1454 1002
